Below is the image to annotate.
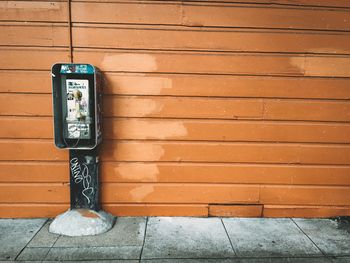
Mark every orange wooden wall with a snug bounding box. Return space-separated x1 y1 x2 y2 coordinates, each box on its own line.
1 0 350 218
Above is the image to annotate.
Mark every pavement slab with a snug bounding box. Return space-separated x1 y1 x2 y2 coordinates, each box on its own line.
16 247 50 261
222 218 322 257
1 217 349 262
44 246 142 261
142 217 236 259
293 218 350 256
239 257 332 262
53 217 146 247
43 261 139 263
331 257 350 262
0 262 138 263
0 218 46 260
142 259 238 263
26 220 59 248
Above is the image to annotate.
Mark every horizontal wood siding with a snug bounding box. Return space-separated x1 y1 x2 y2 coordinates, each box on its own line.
2 117 350 143
1 0 350 218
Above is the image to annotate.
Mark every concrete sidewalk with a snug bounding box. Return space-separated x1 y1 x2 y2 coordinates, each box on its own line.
0 217 349 262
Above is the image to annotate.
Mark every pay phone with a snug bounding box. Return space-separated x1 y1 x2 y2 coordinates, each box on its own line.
50 64 115 232
52 63 102 149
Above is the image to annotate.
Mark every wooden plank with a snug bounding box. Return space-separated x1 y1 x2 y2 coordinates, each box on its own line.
1 93 349 121
1 93 263 119
305 56 350 77
2 161 350 186
3 182 349 205
75 0 350 9
100 162 350 186
2 139 350 165
71 1 182 24
263 205 350 218
104 97 350 121
2 116 350 143
0 47 69 70
1 203 349 218
4 70 350 100
3 48 350 77
104 96 263 119
0 183 260 204
260 185 350 205
269 0 350 8
74 49 350 77
0 161 67 183
101 141 350 165
264 99 350 122
104 204 208 217
2 203 350 218
74 49 305 76
0 203 207 218
0 117 53 139
105 119 350 143
0 183 69 203
0 94 52 116
0 204 68 218
0 140 67 161
73 25 350 54
0 24 68 47
0 71 50 93
0 1 68 22
71 1 350 31
105 97 350 121
101 183 260 204
182 3 350 31
0 94 260 119
190 0 350 8
103 73 350 99
209 205 263 217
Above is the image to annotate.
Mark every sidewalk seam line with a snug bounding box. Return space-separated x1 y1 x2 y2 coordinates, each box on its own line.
139 216 149 263
14 218 49 261
291 218 328 258
220 217 238 257
43 221 61 261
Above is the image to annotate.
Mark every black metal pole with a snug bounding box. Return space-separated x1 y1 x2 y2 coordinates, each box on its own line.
69 148 99 211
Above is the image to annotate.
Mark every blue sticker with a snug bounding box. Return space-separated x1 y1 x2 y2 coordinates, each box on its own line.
60 64 94 74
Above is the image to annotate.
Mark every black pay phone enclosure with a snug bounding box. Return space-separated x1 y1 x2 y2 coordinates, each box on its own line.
52 63 102 149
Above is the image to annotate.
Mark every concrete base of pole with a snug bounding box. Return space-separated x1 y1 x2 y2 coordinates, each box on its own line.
49 209 115 236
